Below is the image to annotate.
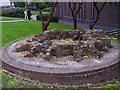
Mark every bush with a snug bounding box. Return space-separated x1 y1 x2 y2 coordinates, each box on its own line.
36 15 59 23
51 16 59 23
2 8 24 18
36 2 50 10
42 7 50 12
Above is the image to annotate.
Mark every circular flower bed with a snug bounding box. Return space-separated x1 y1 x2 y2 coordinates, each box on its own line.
1 29 119 87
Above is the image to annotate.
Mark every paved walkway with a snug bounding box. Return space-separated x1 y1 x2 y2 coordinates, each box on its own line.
0 20 26 22
60 19 120 36
0 15 37 22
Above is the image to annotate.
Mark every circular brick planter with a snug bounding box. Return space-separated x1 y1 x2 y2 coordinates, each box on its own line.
1 33 120 87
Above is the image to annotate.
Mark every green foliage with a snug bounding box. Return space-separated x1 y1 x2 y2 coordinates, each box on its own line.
35 2 50 10
2 8 24 18
31 11 40 15
42 2 51 10
31 10 49 15
13 2 25 8
42 7 50 12
105 33 120 40
44 2 51 7
36 15 59 23
1 69 40 88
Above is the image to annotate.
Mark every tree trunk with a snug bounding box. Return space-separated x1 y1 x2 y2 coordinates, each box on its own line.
69 2 83 30
25 0 28 10
38 2 57 32
42 22 49 32
73 17 77 30
90 14 99 30
89 2 106 30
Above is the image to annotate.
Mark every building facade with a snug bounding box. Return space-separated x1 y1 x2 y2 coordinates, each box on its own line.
54 2 120 28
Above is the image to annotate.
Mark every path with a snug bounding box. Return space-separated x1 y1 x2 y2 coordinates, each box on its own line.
0 20 26 22
0 15 37 22
60 17 120 36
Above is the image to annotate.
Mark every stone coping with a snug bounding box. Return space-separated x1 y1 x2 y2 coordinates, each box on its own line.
1 36 119 74
1 36 120 86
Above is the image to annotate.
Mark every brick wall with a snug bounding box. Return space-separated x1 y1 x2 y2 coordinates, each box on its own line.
54 2 119 26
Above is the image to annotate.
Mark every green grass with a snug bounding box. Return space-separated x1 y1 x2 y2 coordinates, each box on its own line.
1 20 120 89
31 11 39 15
0 16 23 21
105 33 120 40
1 69 41 88
1 20 74 47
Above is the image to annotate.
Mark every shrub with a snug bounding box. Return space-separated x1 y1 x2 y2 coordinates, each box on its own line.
36 15 59 23
2 8 24 18
42 7 50 12
51 16 59 23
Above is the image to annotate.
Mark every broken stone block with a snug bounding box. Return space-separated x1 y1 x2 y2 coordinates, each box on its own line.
34 33 43 37
16 44 32 52
63 30 71 38
73 45 82 62
91 31 99 38
38 37 47 43
48 30 62 39
97 29 104 35
70 30 80 38
94 40 108 52
43 52 51 60
15 29 113 61
44 40 52 46
32 37 45 43
30 45 42 54
50 46 57 56
82 34 89 41
93 50 104 58
72 35 79 41
100 38 113 48
26 39 32 42
24 53 36 57
56 35 61 40
78 35 83 41
56 47 63 57
59 31 67 39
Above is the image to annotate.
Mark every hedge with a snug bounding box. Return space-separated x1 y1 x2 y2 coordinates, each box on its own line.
2 8 24 18
36 15 59 23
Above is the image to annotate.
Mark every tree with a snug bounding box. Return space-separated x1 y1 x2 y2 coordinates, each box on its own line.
38 2 57 32
69 2 83 30
9 1 13 6
25 0 28 10
9 0 26 8
89 2 106 30
13 2 25 8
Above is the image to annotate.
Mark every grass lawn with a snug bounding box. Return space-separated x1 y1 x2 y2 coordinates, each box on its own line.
31 11 39 15
1 20 75 47
1 20 120 89
105 33 120 40
0 16 23 21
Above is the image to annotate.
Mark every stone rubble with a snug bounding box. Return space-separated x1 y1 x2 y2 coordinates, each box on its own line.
16 29 113 62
